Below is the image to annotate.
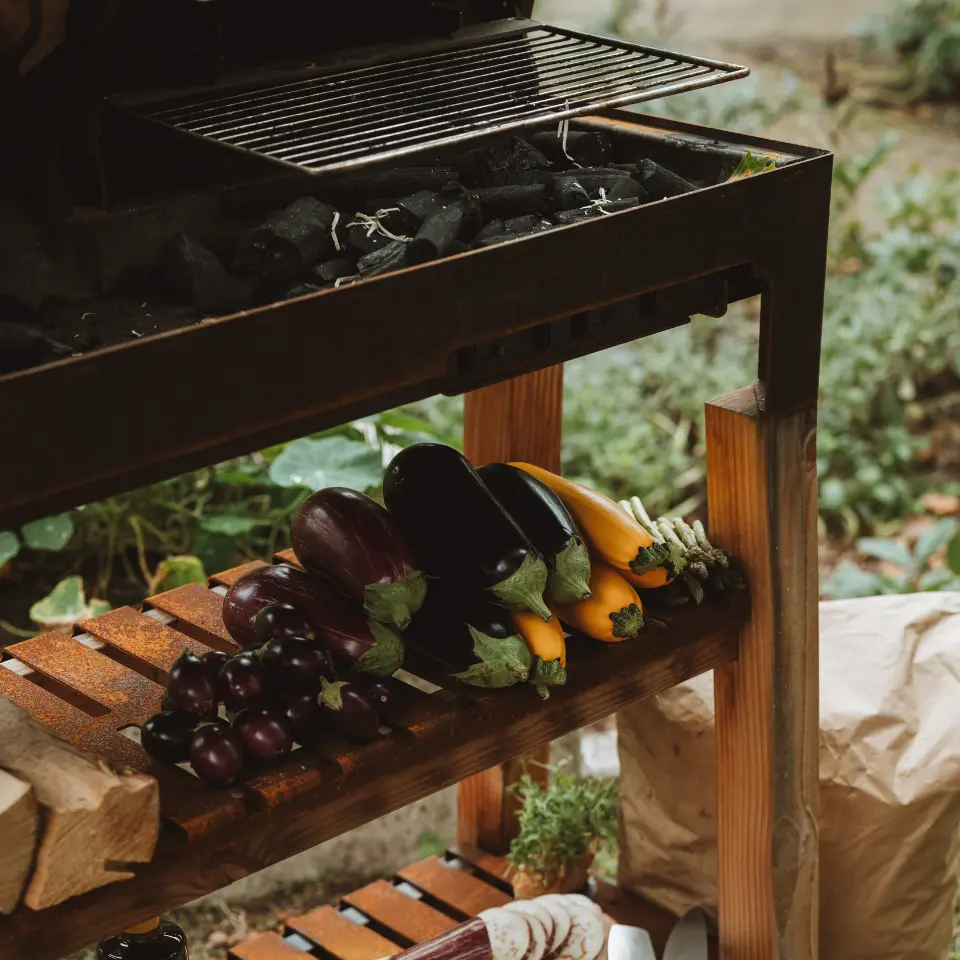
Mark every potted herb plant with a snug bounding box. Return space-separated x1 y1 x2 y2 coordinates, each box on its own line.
506 764 617 899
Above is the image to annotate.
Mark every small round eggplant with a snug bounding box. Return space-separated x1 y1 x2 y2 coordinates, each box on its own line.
253 603 317 644
218 654 269 711
274 690 326 742
259 635 334 691
318 678 381 744
166 651 219 716
189 721 244 787
233 708 293 761
141 711 198 764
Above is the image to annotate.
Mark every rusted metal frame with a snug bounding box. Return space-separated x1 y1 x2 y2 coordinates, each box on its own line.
0 131 826 529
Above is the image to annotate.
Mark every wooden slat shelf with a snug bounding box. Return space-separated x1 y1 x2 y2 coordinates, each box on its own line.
0 558 743 958
228 847 717 960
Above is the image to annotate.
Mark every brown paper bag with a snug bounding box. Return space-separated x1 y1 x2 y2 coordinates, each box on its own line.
617 592 960 960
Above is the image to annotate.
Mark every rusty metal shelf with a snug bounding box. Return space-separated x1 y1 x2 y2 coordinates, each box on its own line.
0 556 744 959
0 112 829 530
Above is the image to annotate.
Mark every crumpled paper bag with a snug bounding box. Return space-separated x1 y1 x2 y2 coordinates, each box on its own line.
617 592 960 960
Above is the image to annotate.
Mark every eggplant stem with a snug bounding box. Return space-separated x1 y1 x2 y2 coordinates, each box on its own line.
547 537 592 604
363 570 427 631
490 553 552 620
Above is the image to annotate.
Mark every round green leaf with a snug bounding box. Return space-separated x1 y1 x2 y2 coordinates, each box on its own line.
0 532 19 568
947 530 960 576
21 514 74 551
30 576 88 627
199 513 256 536
154 555 207 592
268 436 382 492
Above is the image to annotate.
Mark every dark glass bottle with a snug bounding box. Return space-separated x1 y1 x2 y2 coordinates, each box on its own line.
96 918 188 960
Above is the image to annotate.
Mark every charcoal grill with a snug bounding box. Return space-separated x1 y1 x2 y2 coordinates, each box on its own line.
0 3 828 959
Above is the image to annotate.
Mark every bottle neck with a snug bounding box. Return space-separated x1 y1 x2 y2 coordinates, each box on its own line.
124 919 161 936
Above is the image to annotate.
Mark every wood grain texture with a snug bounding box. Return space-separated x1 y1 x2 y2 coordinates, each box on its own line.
230 932 307 960
705 388 819 960
397 858 511 916
459 365 563 853
287 906 401 959
343 880 458 944
0 770 36 915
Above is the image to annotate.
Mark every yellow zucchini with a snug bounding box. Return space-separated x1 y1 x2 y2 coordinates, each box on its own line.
623 566 676 590
510 463 670 574
552 560 645 642
512 610 567 696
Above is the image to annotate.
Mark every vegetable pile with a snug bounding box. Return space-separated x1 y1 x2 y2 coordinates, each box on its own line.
139 445 741 785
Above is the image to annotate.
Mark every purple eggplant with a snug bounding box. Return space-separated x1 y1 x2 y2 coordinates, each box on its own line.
318 678 381 744
222 564 404 676
291 488 426 630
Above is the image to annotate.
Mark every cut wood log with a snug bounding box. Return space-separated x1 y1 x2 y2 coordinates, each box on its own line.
0 769 37 914
0 695 159 910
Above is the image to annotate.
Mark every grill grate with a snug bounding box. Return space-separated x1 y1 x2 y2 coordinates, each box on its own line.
134 24 748 176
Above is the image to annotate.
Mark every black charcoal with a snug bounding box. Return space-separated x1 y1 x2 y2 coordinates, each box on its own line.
234 198 338 293
473 219 505 244
326 167 459 201
453 137 551 187
472 184 548 220
529 129 613 168
447 240 471 255
282 283 327 300
312 258 356 284
344 220 394 258
555 168 639 195
603 176 645 202
160 234 252 315
553 176 590 210
551 198 640 224
397 190 440 225
503 214 552 236
357 240 411 278
407 190 480 263
638 159 699 200
0 317 72 375
611 162 641 176
472 223 552 248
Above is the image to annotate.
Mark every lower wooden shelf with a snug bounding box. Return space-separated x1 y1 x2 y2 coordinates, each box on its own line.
230 846 716 960
0 558 743 960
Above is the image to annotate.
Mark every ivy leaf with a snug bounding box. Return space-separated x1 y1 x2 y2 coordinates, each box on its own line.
0 531 20 568
268 436 382 492
914 517 960 569
30 576 88 628
856 536 912 570
21 514 74 551
727 150 776 181
153 555 207 593
917 569 959 592
199 513 255 536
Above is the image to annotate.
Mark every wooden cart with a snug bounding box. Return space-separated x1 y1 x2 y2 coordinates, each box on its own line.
0 109 829 960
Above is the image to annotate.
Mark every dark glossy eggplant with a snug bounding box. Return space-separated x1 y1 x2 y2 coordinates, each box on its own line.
166 651 219 716
383 444 551 619
477 463 591 604
291 487 426 630
222 564 403 676
141 711 198 764
408 584 531 689
318 678 381 744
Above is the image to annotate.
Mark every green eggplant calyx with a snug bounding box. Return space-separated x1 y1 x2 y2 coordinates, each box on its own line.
609 602 645 638
490 553 551 620
628 541 672 575
363 570 428 631
320 677 347 711
354 620 405 677
530 656 567 689
547 537 592 604
453 628 532 689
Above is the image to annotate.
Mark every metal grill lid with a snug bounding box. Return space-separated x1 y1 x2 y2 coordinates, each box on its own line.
128 20 749 177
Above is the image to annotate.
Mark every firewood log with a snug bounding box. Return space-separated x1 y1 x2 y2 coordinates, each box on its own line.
0 769 37 914
0 695 159 910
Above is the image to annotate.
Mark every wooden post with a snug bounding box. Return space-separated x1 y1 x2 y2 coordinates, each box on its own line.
705 387 819 960
457 365 564 854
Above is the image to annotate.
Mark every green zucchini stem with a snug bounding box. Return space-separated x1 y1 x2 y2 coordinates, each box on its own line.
628 540 672 575
491 552 552 620
530 657 567 692
453 628 531 689
363 570 427 631
547 537 592 604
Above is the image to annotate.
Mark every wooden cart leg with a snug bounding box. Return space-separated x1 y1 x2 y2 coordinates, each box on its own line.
705 387 819 960
457 365 564 854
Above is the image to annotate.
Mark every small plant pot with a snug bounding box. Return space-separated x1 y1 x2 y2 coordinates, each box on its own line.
510 850 595 899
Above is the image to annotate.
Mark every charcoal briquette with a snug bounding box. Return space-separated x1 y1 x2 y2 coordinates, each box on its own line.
160 233 252 315
551 198 640 224
357 240 411 278
407 191 480 263
0 316 72 375
473 219 505 244
528 129 613 168
472 184 548 220
638 159 699 200
553 176 590 210
312 258 357 283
